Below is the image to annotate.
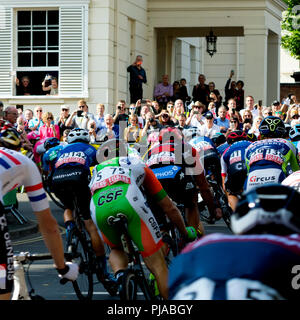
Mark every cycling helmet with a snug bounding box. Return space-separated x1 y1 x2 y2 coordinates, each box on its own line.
67 128 90 144
226 130 247 145
246 132 258 142
284 123 292 138
211 132 226 147
231 184 300 235
0 127 22 150
96 138 128 163
289 124 300 141
44 137 60 151
259 116 286 138
159 126 183 144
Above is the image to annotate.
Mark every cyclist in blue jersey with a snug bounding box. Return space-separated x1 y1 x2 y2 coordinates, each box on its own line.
168 184 300 300
221 130 251 210
244 116 299 192
211 133 229 157
289 124 300 164
50 128 118 295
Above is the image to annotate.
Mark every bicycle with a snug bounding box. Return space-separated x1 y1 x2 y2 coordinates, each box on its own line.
106 213 157 301
12 252 53 300
64 190 118 300
41 173 65 210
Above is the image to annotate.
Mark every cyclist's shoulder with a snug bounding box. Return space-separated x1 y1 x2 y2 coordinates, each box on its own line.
0 147 31 167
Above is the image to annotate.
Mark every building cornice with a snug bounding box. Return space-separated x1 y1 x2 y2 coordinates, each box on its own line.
0 0 90 7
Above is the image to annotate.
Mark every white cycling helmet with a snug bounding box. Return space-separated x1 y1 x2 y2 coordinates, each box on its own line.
67 128 90 144
231 184 300 235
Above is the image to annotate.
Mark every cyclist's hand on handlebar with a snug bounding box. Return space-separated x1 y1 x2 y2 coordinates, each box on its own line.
57 262 79 283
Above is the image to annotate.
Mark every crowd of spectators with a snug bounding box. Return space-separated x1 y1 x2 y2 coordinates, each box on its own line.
1 72 299 153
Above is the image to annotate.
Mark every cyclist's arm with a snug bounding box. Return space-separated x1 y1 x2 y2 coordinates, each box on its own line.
34 208 66 270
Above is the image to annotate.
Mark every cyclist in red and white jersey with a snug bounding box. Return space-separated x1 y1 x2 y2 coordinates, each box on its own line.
0 128 78 300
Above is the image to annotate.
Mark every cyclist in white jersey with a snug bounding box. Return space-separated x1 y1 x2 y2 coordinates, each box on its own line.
0 128 78 300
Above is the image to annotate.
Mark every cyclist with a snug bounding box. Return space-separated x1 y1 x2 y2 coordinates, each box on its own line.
244 116 299 192
282 170 300 192
221 130 251 210
168 184 300 300
146 127 222 234
89 139 196 300
289 124 300 164
211 132 226 148
0 128 78 300
50 128 118 295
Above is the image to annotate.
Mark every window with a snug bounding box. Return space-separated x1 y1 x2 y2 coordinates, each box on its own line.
16 10 59 95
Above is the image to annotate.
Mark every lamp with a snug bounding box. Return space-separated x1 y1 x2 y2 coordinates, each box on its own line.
206 29 217 57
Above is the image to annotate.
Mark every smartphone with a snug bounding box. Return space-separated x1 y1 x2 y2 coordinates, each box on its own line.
231 70 234 75
90 124 95 129
77 110 83 117
258 100 262 107
140 99 147 104
194 111 199 115
232 108 236 113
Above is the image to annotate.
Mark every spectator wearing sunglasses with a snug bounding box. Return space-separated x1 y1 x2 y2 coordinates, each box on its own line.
39 112 60 140
198 111 221 139
29 106 44 133
66 100 95 129
186 101 206 129
285 105 299 124
226 116 241 135
56 105 73 137
159 110 175 127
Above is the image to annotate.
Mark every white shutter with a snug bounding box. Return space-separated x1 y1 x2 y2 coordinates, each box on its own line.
59 6 86 97
0 7 12 96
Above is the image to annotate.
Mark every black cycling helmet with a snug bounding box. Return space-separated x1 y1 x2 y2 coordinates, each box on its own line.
231 184 300 235
259 116 286 139
211 132 226 147
96 138 128 163
246 132 258 142
0 127 22 150
226 130 247 145
44 137 60 151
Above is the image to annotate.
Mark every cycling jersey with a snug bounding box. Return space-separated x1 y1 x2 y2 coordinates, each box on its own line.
169 233 300 300
54 142 97 170
90 156 166 257
292 141 300 164
42 144 64 173
217 142 230 157
244 138 300 192
0 148 49 294
221 140 251 194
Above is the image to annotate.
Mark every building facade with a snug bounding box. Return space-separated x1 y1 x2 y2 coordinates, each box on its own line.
0 0 288 114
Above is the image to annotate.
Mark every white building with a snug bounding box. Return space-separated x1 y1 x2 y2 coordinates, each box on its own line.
0 0 289 114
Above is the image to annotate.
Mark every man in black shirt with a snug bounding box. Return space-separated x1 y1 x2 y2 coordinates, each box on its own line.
127 55 147 104
192 74 210 107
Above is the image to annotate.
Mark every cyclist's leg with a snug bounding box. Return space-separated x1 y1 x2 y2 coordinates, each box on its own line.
227 194 239 211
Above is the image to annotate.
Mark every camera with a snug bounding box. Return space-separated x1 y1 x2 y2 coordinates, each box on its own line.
141 99 147 104
258 100 262 107
90 124 95 129
77 110 83 117
232 108 236 113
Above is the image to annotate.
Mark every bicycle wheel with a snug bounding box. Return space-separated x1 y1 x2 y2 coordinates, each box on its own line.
67 229 94 300
119 270 138 301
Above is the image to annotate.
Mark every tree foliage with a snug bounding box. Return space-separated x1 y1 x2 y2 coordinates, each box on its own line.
281 0 300 60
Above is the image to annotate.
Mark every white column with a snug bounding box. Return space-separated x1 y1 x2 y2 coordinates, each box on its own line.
244 27 268 105
267 33 280 105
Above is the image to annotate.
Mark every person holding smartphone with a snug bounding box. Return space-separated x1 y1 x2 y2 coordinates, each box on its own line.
65 100 95 130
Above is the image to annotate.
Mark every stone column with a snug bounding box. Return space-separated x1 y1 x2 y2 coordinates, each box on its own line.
244 27 268 105
267 33 280 105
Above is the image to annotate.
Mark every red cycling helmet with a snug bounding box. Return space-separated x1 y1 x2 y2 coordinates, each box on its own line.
226 130 247 145
159 126 183 144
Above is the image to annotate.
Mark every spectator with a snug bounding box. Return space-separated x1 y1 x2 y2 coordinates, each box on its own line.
94 103 106 130
16 76 32 95
23 109 33 133
271 100 281 116
171 81 181 102
153 74 173 108
16 105 25 121
224 70 236 107
151 100 161 115
176 113 190 131
139 104 151 128
179 78 190 104
166 101 174 117
240 95 259 118
208 82 222 109
65 100 94 129
198 111 221 139
29 106 44 132
62 129 71 144
242 109 253 125
192 74 210 107
227 115 241 134
215 106 230 132
94 114 119 142
127 55 147 103
186 101 206 128
173 99 185 122
39 112 60 140
124 114 142 143
285 105 299 124
56 105 73 137
141 112 161 147
42 76 59 95
248 115 263 137
235 80 245 111
0 101 4 122
113 100 129 127
159 110 175 127
274 110 285 121
207 101 217 118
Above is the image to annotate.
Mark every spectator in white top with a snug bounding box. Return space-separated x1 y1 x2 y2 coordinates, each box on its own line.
186 101 206 129
240 96 259 118
198 111 221 139
65 100 95 129
248 115 263 137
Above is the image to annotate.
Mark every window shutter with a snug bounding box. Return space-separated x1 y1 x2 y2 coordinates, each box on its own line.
0 7 12 96
59 6 86 97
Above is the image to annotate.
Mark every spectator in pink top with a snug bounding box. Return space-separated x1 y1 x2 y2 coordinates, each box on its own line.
39 111 60 140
